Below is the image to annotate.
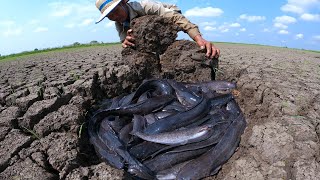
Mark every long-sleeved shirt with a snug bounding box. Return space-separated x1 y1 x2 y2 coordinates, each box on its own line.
115 0 201 42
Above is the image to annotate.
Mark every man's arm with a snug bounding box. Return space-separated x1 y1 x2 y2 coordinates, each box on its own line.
139 0 220 58
140 0 200 40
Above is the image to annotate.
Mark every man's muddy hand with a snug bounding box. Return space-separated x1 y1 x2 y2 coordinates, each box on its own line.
122 29 135 48
194 34 220 59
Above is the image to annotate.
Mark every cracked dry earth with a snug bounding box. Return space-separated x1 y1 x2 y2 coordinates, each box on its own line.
0 44 319 180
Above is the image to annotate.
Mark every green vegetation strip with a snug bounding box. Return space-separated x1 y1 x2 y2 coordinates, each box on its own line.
214 41 320 53
0 42 121 63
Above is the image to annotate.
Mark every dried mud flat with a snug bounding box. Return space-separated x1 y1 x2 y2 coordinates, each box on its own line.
0 44 319 180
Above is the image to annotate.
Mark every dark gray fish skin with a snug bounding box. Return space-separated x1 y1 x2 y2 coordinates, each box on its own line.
137 90 152 103
162 101 187 112
154 110 176 119
109 96 123 109
107 116 127 133
150 114 229 158
144 113 158 125
129 141 167 160
88 114 154 179
226 99 242 118
156 161 191 180
88 116 124 169
118 122 133 145
176 113 247 180
209 93 234 107
132 114 215 146
184 80 237 93
132 114 147 132
200 112 228 126
144 145 212 172
132 79 174 101
94 95 175 118
98 121 154 179
167 79 201 107
115 95 175 115
127 164 154 180
183 114 212 129
118 92 135 107
166 119 230 154
143 96 210 135
89 129 124 169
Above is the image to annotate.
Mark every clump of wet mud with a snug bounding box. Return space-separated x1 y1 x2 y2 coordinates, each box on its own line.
131 15 181 54
125 15 216 82
160 40 217 82
121 47 161 79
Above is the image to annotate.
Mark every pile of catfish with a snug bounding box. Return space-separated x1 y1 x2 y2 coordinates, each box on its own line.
88 78 247 179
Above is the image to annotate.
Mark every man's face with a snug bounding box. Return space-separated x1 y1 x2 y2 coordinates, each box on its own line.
107 4 128 22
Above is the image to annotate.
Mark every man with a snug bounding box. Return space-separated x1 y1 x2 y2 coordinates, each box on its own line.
95 0 220 59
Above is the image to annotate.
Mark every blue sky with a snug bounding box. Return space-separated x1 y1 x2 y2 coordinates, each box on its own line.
0 0 320 55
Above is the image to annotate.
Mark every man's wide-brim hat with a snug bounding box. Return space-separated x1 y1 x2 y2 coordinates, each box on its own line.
95 0 122 24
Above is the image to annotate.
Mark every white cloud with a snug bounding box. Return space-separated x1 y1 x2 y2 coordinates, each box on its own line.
281 0 320 14
200 22 216 26
240 28 246 32
214 22 241 30
216 24 231 33
185 7 223 17
295 33 304 39
204 26 216 31
65 23 75 28
274 22 288 29
29 19 40 25
0 20 15 27
281 4 304 14
274 15 297 24
49 2 97 18
221 28 229 33
313 35 320 40
0 21 22 37
300 13 320 21
79 19 94 26
229 23 241 27
50 6 72 17
263 28 271 32
278 30 289 34
3 28 22 37
34 27 48 33
239 14 266 22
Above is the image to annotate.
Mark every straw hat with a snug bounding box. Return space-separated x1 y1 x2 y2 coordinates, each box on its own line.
95 0 122 24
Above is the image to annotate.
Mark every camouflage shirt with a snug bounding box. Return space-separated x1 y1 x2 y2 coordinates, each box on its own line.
115 0 201 42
